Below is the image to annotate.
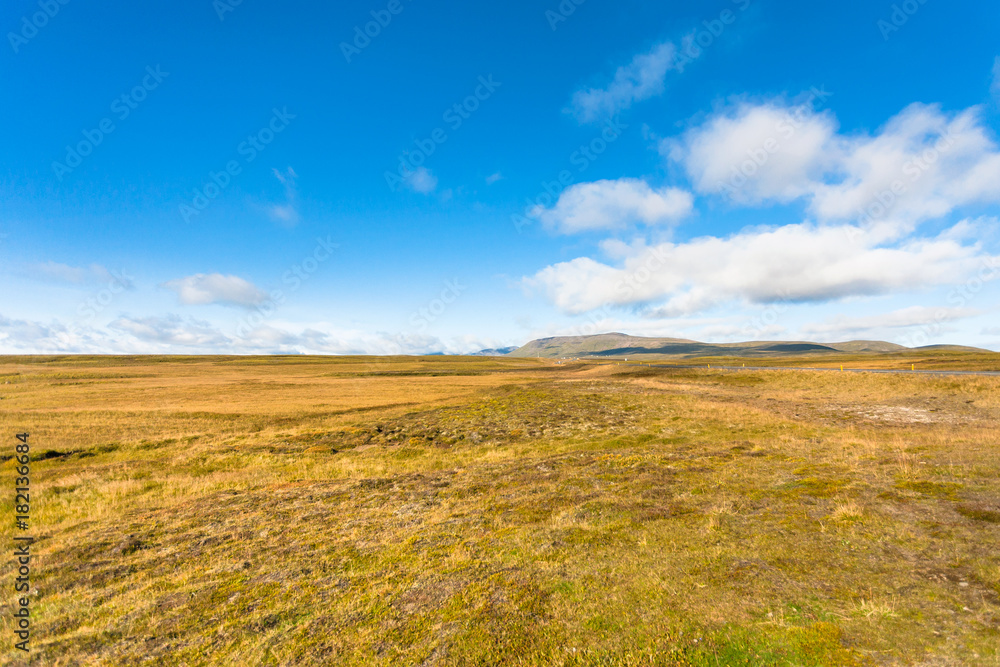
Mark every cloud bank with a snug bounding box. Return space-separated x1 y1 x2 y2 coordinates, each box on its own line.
0 313 503 356
526 96 1000 320
525 220 997 315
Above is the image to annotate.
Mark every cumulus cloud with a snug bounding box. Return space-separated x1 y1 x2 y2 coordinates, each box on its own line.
162 273 268 308
665 100 838 204
531 179 693 233
524 220 999 315
570 42 677 123
27 262 133 288
669 100 1000 231
527 93 1000 322
404 167 438 194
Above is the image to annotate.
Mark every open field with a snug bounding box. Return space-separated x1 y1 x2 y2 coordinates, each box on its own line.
577 351 1000 373
1 355 999 666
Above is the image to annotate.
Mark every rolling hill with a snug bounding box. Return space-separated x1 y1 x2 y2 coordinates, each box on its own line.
507 333 988 359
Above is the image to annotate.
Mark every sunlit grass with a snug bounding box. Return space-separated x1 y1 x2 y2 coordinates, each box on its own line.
0 355 998 665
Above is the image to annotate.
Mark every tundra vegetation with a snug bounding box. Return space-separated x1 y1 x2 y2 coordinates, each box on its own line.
0 354 998 665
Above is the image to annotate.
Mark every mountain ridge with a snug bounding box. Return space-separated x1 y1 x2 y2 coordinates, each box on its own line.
505 334 990 359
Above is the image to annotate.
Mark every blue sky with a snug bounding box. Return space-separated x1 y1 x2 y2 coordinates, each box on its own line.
2 0 999 354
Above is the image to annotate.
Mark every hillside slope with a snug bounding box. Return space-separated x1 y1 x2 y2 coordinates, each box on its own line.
509 334 988 359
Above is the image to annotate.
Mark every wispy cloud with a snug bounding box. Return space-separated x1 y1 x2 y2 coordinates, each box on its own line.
27 261 133 288
570 42 677 123
162 273 268 308
485 172 504 185
0 314 119 354
267 166 299 226
405 166 438 194
0 314 59 345
801 306 981 338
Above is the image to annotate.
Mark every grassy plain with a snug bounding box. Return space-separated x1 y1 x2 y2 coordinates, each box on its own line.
0 354 998 666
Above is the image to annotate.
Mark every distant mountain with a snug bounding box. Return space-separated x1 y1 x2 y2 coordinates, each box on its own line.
508 334 990 359
915 344 992 353
824 340 907 353
471 346 519 357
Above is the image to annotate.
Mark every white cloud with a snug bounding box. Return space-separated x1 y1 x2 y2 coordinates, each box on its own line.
405 167 438 194
486 172 504 185
162 273 268 308
524 220 999 315
531 179 693 233
670 100 1000 232
666 101 838 204
526 91 1000 329
27 262 133 288
800 306 980 338
570 42 677 123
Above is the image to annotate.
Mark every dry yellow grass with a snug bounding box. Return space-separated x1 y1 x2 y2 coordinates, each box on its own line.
0 355 998 665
